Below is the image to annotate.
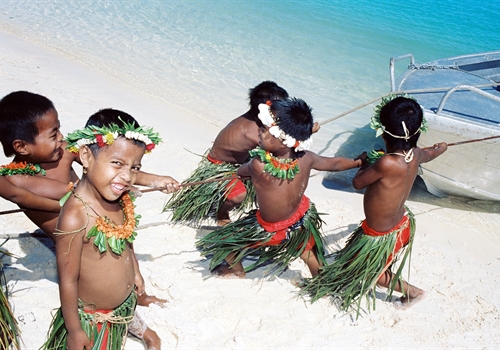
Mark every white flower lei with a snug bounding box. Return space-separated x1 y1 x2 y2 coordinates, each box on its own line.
257 103 312 152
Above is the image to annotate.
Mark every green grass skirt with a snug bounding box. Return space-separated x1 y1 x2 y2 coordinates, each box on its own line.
196 203 326 274
41 291 137 350
1 254 20 350
301 208 415 318
163 151 255 226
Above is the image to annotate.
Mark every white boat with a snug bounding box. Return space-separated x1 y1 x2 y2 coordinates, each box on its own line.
390 51 500 201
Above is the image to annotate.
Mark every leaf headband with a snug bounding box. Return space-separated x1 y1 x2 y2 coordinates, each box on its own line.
65 118 162 154
370 93 428 140
257 101 313 152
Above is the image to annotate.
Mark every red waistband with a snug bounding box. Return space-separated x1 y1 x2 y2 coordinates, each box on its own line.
206 153 224 165
257 196 310 232
361 214 409 237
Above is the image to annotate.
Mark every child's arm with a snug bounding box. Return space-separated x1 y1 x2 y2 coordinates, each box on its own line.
135 171 181 194
129 244 145 297
0 177 60 212
310 151 366 172
417 142 447 164
55 205 92 349
6 175 69 200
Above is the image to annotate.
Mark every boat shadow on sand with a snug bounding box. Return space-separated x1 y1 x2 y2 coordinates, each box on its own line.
320 123 500 215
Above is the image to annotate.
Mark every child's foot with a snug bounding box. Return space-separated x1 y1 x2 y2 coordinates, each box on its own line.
142 328 161 350
394 290 426 310
216 219 231 226
212 263 246 278
137 292 168 308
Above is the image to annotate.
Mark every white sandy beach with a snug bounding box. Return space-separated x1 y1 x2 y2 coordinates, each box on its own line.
1 29 500 349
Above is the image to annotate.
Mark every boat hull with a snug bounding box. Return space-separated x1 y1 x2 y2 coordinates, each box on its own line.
393 51 500 201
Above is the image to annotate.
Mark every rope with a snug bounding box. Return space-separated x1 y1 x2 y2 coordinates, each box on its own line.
319 82 500 126
0 176 241 217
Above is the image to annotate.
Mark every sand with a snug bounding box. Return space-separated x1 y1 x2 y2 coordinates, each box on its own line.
1 29 500 349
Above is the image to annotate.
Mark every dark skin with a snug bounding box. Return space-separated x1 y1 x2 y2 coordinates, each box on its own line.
353 137 447 307
214 125 363 278
6 110 173 348
56 140 142 349
209 112 320 225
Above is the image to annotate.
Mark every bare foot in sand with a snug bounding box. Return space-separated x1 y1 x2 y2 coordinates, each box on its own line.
395 290 426 310
142 328 161 350
137 292 168 308
216 218 231 226
212 263 246 278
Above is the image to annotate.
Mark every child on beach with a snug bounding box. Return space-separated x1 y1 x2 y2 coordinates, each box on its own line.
196 97 364 278
0 91 179 240
165 81 290 226
301 95 447 316
41 113 163 349
0 91 176 347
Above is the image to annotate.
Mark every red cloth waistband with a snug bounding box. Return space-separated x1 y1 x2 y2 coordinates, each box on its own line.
207 153 224 164
257 196 310 232
361 214 409 237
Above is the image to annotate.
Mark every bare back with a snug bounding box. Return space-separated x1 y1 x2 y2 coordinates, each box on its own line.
239 150 360 223
353 145 446 232
208 114 260 164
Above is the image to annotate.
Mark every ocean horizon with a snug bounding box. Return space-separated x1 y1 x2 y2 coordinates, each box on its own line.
0 0 498 155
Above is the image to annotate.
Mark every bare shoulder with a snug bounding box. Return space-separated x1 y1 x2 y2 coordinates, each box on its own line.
56 194 89 236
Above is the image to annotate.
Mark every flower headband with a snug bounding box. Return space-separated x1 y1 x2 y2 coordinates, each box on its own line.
65 118 162 154
257 101 313 152
370 93 428 140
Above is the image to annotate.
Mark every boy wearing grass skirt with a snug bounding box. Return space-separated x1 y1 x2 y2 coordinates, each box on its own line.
165 82 320 226
197 98 364 278
165 81 290 226
302 96 447 315
41 113 165 349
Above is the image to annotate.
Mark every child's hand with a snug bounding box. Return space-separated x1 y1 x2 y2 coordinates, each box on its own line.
354 151 368 167
135 273 146 297
312 122 321 134
67 329 92 350
152 175 181 194
433 142 448 152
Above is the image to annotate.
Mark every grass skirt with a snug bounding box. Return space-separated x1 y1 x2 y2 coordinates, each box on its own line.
164 151 255 226
1 256 20 350
41 291 137 350
196 202 326 274
301 208 415 318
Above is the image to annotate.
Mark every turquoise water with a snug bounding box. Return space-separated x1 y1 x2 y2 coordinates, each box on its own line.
0 0 498 154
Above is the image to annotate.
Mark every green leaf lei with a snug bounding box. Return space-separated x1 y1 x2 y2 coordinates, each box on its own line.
83 192 140 255
65 118 162 154
249 147 300 180
366 150 385 164
0 162 46 176
371 93 428 138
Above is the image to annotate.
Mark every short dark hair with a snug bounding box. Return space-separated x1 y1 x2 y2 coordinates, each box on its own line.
271 97 314 143
85 108 145 156
380 97 423 150
248 81 289 117
0 91 55 157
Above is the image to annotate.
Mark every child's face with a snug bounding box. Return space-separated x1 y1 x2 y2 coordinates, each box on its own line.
258 125 280 152
84 138 144 202
28 109 64 163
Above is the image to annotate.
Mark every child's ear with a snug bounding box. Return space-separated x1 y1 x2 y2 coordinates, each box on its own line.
79 145 94 168
12 140 30 156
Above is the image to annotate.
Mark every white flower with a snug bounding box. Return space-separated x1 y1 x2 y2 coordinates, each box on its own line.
76 138 95 148
295 138 312 152
258 104 275 127
282 134 297 148
125 131 152 145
